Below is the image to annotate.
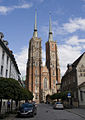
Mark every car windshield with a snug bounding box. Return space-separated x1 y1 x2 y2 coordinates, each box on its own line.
56 102 62 104
21 103 33 108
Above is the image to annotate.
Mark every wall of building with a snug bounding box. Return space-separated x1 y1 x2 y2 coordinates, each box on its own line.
0 41 19 80
78 86 85 108
77 54 85 86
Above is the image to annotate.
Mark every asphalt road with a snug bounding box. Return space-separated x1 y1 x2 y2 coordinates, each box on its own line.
5 103 85 120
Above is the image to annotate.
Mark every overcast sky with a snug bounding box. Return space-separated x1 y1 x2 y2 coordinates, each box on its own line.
0 0 85 77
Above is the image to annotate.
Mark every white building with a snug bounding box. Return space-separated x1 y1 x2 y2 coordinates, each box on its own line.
0 32 20 80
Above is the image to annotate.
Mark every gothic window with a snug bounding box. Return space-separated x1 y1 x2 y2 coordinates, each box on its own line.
36 42 39 48
35 85 38 91
35 62 38 66
53 80 55 88
35 79 38 84
52 44 54 48
53 64 54 68
35 70 37 75
44 77 48 89
35 93 38 99
53 70 55 75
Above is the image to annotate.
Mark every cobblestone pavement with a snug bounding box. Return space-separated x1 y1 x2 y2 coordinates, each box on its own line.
5 104 85 120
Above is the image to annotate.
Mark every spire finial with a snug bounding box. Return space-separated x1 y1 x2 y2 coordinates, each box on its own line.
48 12 53 41
33 10 38 38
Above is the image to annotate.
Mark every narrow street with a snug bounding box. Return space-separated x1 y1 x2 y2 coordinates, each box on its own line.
5 104 85 120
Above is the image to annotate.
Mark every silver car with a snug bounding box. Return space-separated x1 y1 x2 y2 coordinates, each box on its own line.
53 102 64 110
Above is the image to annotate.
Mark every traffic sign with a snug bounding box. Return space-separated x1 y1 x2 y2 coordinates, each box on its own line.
67 92 71 98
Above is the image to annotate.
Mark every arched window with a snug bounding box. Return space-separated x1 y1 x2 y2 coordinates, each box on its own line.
35 70 37 75
35 79 38 84
53 80 55 88
44 77 48 89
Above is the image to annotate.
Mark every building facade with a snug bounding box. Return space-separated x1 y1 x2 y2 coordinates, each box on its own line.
26 13 61 103
0 32 20 80
61 53 85 108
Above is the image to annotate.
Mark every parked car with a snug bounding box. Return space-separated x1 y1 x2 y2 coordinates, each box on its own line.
32 101 37 107
17 103 37 117
53 102 64 110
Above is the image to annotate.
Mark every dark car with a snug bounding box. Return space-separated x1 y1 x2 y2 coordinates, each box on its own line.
17 103 37 117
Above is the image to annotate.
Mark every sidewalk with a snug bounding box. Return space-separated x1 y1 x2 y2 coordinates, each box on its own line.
66 108 85 119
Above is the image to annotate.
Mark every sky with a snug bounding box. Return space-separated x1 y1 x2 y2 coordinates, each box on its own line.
0 0 85 78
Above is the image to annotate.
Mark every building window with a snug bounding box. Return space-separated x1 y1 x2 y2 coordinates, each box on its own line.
1 66 3 75
35 62 38 66
35 93 38 99
53 71 55 75
80 73 82 77
52 44 54 48
35 85 38 91
80 91 83 101
35 70 37 75
44 77 48 89
35 79 38 84
7 56 9 65
2 50 5 60
6 69 8 78
53 80 55 88
53 64 54 68
36 42 39 48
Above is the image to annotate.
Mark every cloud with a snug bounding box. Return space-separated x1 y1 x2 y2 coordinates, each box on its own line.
57 18 85 35
0 3 33 15
66 36 85 45
15 46 28 77
42 49 46 66
58 44 81 76
42 17 85 37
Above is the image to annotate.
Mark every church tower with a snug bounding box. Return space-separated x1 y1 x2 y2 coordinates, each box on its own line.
46 15 61 94
26 12 61 103
26 12 42 103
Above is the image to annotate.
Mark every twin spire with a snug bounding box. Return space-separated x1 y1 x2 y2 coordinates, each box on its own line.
33 11 53 41
33 11 38 38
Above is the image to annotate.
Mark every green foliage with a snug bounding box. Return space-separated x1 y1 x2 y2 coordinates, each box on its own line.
0 77 33 100
50 91 73 100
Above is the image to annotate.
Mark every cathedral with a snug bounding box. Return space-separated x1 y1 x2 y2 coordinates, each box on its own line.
25 12 61 103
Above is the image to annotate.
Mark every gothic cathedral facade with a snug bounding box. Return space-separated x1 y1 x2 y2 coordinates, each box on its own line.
25 13 61 103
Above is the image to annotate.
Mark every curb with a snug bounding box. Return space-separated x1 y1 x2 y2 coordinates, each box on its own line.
65 109 85 119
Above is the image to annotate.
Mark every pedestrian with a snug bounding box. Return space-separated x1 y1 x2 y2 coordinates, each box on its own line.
7 100 10 112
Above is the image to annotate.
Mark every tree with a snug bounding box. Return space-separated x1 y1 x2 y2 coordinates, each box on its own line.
0 77 33 113
50 91 73 101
